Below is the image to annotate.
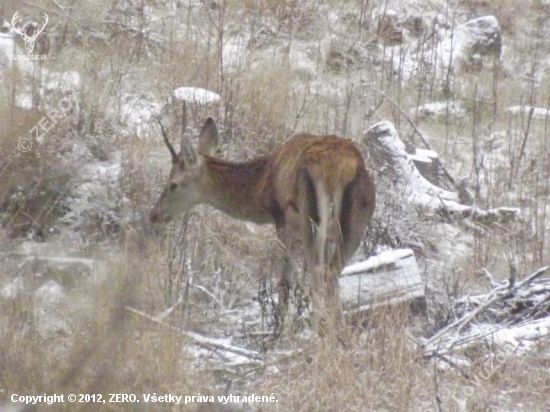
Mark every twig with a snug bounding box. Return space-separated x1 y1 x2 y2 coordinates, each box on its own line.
126 306 264 361
192 284 232 321
152 293 185 321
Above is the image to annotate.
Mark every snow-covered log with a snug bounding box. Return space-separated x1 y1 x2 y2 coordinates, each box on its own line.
340 249 425 314
365 121 519 223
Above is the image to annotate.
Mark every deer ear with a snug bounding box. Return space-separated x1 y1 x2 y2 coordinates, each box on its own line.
179 136 197 167
197 118 219 156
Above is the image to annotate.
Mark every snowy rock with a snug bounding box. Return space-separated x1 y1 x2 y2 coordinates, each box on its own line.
34 280 70 338
6 242 108 298
439 16 501 72
35 280 65 305
412 100 465 120
173 87 221 104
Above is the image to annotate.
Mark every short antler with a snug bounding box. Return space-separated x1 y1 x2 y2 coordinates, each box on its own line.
157 119 179 163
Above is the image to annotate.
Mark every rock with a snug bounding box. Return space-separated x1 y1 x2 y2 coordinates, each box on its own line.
376 10 404 45
439 16 502 72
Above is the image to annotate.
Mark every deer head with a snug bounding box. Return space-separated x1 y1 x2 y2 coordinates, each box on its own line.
150 118 219 223
12 11 48 54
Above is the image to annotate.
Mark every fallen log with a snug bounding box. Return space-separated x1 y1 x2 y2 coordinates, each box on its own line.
340 248 425 314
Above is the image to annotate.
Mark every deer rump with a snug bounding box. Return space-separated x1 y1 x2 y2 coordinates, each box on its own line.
259 134 374 327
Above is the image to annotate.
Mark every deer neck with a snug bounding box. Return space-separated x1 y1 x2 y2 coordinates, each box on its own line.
203 156 274 224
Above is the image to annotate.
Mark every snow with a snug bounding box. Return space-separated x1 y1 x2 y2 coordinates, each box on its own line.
412 100 465 119
409 148 439 163
342 249 414 275
173 87 221 104
0 32 15 66
35 280 64 304
59 152 123 236
455 317 550 354
1 277 25 299
506 105 550 119
42 70 81 93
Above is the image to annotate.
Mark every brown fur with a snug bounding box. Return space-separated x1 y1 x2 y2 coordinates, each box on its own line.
150 121 375 334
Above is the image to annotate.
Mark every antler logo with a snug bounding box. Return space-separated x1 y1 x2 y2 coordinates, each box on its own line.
11 10 49 54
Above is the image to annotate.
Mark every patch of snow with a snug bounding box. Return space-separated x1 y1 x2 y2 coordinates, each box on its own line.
42 70 81 93
119 94 163 138
59 152 123 234
35 280 64 305
14 93 33 109
343 249 413 275
415 148 438 159
173 87 221 104
506 106 550 119
470 317 550 353
1 277 25 298
412 100 465 119
0 32 15 67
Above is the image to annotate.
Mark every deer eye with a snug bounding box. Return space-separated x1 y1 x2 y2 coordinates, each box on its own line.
170 183 177 191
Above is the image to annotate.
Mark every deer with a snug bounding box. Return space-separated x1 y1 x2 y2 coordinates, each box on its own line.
150 116 375 334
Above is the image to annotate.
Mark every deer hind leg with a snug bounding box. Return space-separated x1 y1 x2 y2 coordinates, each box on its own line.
321 185 345 331
309 180 347 334
291 168 326 334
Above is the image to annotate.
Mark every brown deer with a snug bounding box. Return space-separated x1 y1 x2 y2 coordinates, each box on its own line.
150 117 375 334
